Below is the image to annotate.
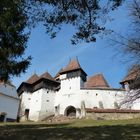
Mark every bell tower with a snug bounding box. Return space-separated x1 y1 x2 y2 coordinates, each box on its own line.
59 58 87 91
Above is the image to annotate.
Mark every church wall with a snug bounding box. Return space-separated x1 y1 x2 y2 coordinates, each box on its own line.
20 92 32 110
80 89 124 109
28 89 43 121
125 91 140 110
86 112 140 120
60 77 82 91
19 91 32 121
132 99 140 109
116 90 140 110
55 91 82 115
55 88 125 117
38 89 55 121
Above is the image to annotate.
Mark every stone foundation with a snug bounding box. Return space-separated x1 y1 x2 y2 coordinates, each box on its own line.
86 112 140 120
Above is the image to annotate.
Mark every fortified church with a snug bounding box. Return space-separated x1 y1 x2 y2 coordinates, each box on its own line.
17 59 140 121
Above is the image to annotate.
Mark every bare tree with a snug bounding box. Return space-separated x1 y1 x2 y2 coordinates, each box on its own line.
109 0 140 106
113 0 140 106
120 89 140 108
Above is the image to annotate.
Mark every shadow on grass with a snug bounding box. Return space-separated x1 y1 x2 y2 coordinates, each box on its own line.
0 123 140 140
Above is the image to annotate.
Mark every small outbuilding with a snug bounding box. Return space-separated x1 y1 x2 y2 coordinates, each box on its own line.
0 81 19 122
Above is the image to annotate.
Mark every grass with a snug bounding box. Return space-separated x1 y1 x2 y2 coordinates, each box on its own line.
0 118 140 140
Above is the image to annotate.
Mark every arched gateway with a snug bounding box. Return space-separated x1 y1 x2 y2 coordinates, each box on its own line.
65 106 76 117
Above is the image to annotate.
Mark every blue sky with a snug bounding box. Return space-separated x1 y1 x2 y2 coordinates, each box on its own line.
12 2 131 88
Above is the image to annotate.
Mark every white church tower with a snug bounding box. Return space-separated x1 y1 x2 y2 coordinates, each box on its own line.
17 72 60 122
54 58 87 117
58 58 87 91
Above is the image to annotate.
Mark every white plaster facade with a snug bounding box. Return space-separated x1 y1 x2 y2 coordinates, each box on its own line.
0 83 19 122
19 88 56 121
54 74 125 118
18 59 140 122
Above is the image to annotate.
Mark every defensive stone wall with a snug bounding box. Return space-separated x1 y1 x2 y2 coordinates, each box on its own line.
86 109 140 120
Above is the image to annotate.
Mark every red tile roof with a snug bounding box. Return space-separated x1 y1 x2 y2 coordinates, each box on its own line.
85 74 110 88
25 71 56 85
26 74 39 84
40 71 55 81
60 58 84 74
120 65 140 84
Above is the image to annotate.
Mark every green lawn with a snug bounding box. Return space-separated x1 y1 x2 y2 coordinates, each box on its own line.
0 118 140 140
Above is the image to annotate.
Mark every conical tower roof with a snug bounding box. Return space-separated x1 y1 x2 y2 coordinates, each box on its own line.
26 74 39 84
85 74 110 88
60 58 86 75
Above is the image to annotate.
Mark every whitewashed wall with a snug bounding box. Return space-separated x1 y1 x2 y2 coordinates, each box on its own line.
20 92 32 111
28 89 43 121
60 76 81 91
55 87 125 117
39 89 55 120
0 84 19 121
19 74 140 122
19 91 32 121
28 88 56 121
132 99 140 109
